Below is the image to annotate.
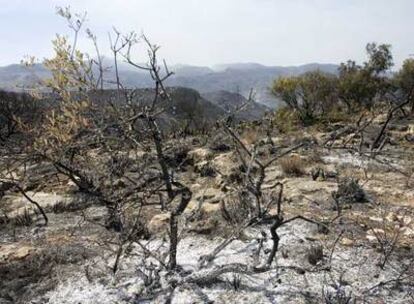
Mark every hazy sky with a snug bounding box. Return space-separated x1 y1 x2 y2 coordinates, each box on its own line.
0 0 413 68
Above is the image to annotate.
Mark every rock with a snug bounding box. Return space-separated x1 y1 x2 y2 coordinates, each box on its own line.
282 178 337 205
13 246 33 259
211 152 237 176
369 216 383 223
186 200 221 216
148 213 170 234
400 215 412 226
385 213 413 226
202 202 222 214
402 227 414 237
66 180 79 192
0 244 35 263
366 229 385 242
188 218 218 235
8 192 73 218
341 238 354 246
194 188 225 204
120 278 145 296
188 148 213 164
190 183 202 193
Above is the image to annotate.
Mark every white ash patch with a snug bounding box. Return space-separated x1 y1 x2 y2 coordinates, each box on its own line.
44 276 126 304
323 153 371 169
322 151 406 172
30 220 412 304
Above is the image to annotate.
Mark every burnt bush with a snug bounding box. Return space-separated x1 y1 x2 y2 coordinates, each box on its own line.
198 162 216 177
332 178 367 206
164 146 192 169
209 137 231 153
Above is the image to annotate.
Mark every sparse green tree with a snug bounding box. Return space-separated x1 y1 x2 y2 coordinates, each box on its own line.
338 43 393 111
394 58 414 112
337 60 377 111
271 70 337 125
365 42 393 75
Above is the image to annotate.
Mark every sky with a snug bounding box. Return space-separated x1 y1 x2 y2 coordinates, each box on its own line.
0 0 413 68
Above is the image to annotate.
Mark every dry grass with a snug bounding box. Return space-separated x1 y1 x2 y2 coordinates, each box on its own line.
339 166 368 180
279 155 306 176
241 128 260 146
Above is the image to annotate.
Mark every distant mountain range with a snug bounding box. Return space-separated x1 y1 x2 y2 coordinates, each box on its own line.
0 62 339 108
72 87 268 128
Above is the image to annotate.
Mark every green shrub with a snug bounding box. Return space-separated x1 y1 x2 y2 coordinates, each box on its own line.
272 106 300 133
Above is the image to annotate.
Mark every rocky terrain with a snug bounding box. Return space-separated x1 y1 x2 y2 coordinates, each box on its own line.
1 10 413 304
1 114 413 304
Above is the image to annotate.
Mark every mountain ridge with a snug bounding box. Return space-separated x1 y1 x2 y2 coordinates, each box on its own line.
0 62 339 108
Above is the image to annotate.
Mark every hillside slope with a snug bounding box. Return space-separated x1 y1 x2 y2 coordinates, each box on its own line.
202 90 269 120
90 87 267 128
0 62 338 107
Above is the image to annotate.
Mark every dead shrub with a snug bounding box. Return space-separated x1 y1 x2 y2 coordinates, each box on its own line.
209 133 231 152
332 178 367 206
13 209 34 227
51 201 84 214
307 244 324 265
366 205 409 269
164 145 192 169
107 154 134 178
323 284 355 304
279 155 306 176
227 273 242 291
220 191 254 227
198 163 216 177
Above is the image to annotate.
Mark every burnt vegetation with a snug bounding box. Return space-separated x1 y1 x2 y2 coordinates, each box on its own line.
0 7 413 304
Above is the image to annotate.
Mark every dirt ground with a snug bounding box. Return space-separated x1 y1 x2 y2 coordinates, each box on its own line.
1 118 413 304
